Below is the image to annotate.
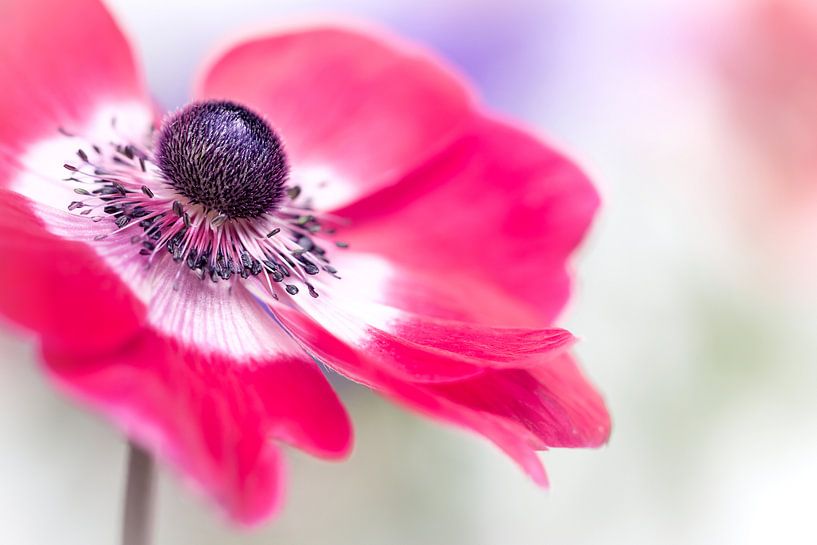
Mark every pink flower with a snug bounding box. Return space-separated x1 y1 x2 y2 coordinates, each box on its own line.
0 0 610 524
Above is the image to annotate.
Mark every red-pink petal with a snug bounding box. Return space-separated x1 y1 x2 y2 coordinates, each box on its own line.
271 305 609 484
376 371 555 485
196 23 476 209
0 0 149 350
277 293 575 382
337 116 600 327
0 190 145 353
424 356 611 449
321 251 545 328
381 355 610 484
0 0 147 165
41 327 351 525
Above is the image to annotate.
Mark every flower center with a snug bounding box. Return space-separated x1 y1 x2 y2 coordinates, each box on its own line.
155 100 288 219
59 101 348 298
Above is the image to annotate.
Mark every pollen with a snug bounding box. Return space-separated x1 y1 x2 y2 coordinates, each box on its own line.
155 100 288 219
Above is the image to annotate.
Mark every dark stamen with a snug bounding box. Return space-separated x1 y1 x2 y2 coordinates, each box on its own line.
286 186 301 200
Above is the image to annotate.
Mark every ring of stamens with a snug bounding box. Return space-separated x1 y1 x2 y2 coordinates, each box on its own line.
60 107 348 299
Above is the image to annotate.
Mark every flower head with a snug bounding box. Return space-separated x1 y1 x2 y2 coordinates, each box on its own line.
0 0 610 524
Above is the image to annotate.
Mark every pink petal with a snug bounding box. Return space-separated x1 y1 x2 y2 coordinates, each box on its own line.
0 0 147 163
196 23 476 209
271 299 608 483
0 189 145 353
0 101 153 353
373 370 555 485
276 292 575 383
336 115 600 327
382 354 610 485
0 0 150 350
322 251 546 327
41 326 352 525
136 288 356 459
424 356 611 449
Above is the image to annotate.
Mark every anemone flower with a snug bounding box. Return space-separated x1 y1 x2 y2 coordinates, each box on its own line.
0 0 610 529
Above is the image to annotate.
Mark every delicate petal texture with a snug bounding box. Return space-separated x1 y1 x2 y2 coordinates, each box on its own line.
0 0 147 164
106 249 306 361
273 305 610 483
0 190 145 353
424 357 611 450
0 0 149 350
197 24 476 209
384 354 610 484
41 328 351 524
323 251 545 326
383 375 554 485
274 284 576 382
337 116 600 327
1 103 153 353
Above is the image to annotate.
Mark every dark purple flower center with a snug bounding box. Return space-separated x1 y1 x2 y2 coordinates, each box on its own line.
60 101 349 296
155 100 288 219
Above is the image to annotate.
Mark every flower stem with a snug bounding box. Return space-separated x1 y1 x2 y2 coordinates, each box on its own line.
122 440 155 545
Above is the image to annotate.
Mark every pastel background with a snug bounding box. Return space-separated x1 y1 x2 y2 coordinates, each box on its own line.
2 0 815 543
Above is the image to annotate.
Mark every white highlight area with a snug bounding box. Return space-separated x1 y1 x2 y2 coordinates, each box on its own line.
11 102 154 214
289 252 403 346
289 164 360 211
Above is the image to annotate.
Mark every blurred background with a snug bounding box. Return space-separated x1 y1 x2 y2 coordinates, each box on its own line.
2 0 816 543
